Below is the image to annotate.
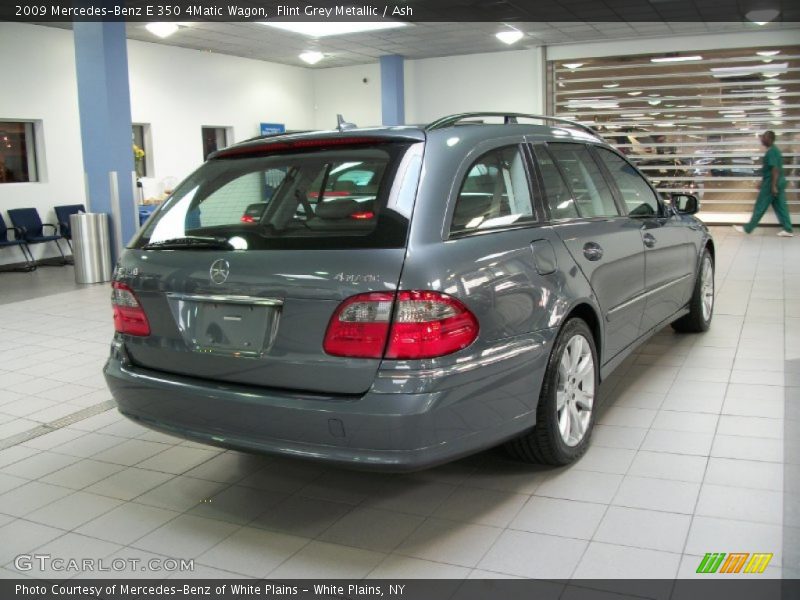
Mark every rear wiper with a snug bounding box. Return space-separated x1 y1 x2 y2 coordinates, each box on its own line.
142 236 234 250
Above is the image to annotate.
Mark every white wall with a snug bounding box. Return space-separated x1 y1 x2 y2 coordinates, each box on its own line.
0 24 85 264
312 63 382 130
128 41 315 187
404 48 545 124
0 23 318 264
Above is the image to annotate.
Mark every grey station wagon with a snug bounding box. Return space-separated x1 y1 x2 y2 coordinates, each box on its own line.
104 112 714 470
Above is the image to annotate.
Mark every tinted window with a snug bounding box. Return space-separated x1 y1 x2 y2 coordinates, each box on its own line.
450 145 534 234
549 144 619 218
135 143 414 250
595 147 659 216
533 146 579 220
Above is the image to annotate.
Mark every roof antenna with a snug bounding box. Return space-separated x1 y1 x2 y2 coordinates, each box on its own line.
337 114 357 132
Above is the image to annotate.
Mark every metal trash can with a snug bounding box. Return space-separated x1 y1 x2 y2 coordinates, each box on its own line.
70 212 113 284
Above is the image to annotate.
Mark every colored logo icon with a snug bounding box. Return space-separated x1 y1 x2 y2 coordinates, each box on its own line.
696 552 773 574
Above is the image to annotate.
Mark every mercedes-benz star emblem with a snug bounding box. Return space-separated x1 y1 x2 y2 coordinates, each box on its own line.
209 259 230 285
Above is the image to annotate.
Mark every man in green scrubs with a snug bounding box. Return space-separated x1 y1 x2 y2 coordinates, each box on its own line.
734 130 793 237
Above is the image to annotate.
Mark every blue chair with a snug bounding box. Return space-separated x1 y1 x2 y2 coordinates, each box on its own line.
0 213 36 271
54 204 85 251
7 208 67 265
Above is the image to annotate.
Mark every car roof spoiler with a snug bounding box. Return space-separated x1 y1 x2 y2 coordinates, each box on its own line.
425 112 601 140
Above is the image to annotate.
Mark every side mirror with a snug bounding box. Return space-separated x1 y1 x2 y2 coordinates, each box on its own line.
672 193 699 215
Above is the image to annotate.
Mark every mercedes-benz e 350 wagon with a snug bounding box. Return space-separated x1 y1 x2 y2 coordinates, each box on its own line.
104 113 714 470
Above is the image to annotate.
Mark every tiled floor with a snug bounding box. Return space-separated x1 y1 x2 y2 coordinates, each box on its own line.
0 226 796 580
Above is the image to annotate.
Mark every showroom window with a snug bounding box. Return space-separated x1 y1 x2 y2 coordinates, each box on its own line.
548 45 799 216
450 145 535 234
0 121 38 183
202 126 230 160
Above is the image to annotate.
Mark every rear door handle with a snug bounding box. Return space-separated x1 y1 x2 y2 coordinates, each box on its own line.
643 233 657 248
583 242 603 261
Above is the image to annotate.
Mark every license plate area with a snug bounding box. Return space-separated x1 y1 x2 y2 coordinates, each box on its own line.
167 294 282 358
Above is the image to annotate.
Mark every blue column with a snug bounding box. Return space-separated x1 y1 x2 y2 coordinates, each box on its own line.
73 20 137 260
380 55 405 126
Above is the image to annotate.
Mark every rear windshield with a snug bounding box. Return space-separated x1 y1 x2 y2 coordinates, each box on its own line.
132 143 417 250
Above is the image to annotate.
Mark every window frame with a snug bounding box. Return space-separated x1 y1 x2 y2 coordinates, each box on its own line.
201 126 232 161
132 123 153 178
0 120 40 184
446 142 541 240
589 144 665 219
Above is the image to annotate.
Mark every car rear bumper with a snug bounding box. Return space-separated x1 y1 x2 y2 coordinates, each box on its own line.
104 332 553 471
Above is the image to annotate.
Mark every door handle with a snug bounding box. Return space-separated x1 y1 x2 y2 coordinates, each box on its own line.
643 233 657 248
582 242 604 261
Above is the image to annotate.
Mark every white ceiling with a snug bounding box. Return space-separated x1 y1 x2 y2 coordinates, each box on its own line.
45 21 800 69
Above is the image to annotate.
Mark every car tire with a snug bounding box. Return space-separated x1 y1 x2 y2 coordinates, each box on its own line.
506 318 598 465
671 248 714 333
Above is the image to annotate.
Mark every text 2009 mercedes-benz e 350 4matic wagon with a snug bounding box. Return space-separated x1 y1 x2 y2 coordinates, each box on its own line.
104 112 714 470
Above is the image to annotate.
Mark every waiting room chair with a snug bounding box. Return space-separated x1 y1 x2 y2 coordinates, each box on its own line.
7 208 67 265
54 204 85 251
0 213 36 271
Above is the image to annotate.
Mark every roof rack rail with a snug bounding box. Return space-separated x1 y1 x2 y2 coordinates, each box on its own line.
425 112 601 139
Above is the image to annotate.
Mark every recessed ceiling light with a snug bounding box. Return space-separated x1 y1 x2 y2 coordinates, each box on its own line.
627 91 642 96
746 8 779 24
146 22 179 38
299 51 325 65
496 29 524 45
603 83 620 89
648 99 662 106
262 21 406 37
650 55 702 63
757 50 780 56
563 63 584 70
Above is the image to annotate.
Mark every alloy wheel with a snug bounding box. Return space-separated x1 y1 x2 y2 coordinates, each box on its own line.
700 256 714 321
556 334 595 447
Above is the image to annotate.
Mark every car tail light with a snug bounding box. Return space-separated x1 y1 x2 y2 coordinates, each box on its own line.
111 282 150 336
386 291 478 359
240 215 256 223
323 290 478 360
323 292 394 358
350 211 375 220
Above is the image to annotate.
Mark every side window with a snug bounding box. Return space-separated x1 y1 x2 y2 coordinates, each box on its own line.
533 146 579 220
548 144 620 218
595 147 659 217
450 145 534 234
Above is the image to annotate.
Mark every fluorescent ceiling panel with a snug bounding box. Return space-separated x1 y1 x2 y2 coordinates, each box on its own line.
261 21 407 37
